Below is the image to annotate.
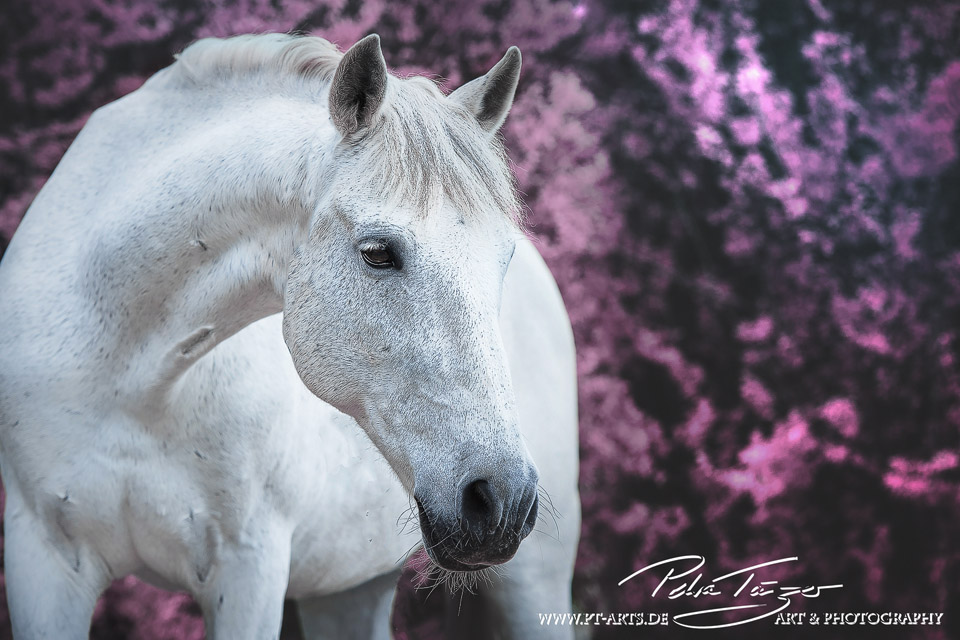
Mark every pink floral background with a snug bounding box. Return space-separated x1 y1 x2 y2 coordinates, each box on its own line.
1 0 959 638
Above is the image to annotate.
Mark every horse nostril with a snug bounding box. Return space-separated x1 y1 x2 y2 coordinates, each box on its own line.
461 479 503 534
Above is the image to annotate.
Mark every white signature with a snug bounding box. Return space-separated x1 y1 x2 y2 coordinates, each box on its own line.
619 555 843 629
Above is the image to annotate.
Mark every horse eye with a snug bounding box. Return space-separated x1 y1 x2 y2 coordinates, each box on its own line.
361 243 396 269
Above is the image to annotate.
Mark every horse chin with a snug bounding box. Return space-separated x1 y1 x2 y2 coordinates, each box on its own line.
408 545 497 595
424 547 490 573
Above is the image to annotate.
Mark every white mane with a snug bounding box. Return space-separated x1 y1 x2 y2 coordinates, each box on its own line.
173 33 343 86
171 33 523 224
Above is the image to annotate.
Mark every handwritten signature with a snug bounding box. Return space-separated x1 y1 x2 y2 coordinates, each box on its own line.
619 555 842 629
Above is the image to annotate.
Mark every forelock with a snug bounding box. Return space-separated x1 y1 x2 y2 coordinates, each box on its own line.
338 77 523 227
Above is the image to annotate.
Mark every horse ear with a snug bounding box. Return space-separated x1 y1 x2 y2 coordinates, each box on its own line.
329 34 388 136
449 47 522 135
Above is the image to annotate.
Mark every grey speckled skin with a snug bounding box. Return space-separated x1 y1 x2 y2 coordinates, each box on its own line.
0 33 578 639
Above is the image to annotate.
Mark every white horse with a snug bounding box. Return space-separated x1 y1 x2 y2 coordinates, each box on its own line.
0 33 579 639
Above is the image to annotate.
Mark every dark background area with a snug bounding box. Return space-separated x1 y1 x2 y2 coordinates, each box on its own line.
1 0 958 638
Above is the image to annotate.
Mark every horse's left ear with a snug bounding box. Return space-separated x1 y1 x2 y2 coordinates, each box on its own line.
329 34 388 136
449 47 522 135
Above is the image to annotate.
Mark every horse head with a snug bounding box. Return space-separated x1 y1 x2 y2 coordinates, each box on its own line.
283 35 538 572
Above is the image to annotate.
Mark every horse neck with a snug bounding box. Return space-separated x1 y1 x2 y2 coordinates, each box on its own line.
80 79 336 411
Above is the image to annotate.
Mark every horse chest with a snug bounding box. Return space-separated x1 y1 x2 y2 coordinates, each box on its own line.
3 311 418 597
11 401 270 584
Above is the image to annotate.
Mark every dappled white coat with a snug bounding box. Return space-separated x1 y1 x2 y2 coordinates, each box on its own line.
0 33 579 639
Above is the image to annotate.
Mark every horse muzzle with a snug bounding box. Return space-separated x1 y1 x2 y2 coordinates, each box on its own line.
415 473 539 572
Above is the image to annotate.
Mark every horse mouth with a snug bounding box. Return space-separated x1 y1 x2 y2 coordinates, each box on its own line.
424 547 490 572
415 496 519 572
415 497 487 571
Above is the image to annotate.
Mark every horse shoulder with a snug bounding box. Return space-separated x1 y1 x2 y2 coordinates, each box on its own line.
184 316 415 596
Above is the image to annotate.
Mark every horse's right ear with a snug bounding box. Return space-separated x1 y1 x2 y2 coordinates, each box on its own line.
449 47 522 135
329 34 388 136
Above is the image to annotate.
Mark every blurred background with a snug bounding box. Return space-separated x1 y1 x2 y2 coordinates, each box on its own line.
1 0 959 638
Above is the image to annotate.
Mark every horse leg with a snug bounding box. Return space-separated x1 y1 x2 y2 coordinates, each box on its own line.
296 569 401 640
4 492 108 639
198 524 291 640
